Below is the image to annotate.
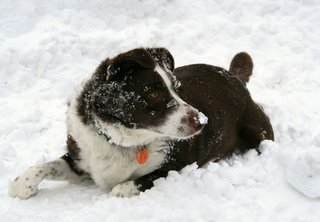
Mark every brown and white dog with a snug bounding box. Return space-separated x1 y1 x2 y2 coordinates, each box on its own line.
9 48 274 199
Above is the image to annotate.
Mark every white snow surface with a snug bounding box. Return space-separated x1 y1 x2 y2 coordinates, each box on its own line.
1 0 320 221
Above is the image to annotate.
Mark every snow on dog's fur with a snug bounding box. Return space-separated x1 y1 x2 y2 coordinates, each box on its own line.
9 48 273 199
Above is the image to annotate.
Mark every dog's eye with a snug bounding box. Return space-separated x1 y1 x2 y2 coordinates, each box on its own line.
150 92 159 98
147 90 165 102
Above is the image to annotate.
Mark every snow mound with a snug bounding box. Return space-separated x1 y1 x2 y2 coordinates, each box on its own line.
286 149 320 199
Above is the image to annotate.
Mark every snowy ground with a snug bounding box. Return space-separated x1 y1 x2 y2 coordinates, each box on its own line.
1 0 320 221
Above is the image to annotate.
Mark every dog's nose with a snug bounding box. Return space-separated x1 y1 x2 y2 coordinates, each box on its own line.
187 110 205 132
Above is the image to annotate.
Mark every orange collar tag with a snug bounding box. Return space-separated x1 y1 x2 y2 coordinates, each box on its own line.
136 147 148 164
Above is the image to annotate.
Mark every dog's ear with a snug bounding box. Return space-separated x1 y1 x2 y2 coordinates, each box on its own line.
107 48 155 81
146 48 175 72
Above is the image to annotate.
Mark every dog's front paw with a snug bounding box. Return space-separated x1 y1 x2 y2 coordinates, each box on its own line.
110 181 140 198
8 167 43 200
9 176 39 199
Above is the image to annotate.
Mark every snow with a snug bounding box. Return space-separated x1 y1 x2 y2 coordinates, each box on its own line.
1 0 320 221
286 148 320 199
198 112 208 125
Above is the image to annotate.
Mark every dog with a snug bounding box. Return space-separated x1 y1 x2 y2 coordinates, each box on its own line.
9 47 274 199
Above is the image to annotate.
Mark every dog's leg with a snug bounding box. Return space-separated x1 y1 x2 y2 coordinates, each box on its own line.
9 157 88 199
110 170 168 197
238 99 274 152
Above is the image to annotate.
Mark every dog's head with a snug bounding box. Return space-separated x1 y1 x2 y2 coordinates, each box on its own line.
77 48 207 147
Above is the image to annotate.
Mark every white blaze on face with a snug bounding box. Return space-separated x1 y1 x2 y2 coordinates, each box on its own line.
154 65 186 105
153 65 206 139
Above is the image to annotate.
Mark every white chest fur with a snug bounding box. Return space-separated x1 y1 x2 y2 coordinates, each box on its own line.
66 100 167 191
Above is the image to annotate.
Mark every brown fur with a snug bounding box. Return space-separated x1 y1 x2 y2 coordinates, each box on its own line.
229 52 254 83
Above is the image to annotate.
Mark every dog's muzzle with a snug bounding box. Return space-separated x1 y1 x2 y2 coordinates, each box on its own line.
181 107 207 137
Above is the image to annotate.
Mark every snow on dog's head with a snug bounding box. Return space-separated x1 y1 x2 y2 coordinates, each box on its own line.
76 48 207 147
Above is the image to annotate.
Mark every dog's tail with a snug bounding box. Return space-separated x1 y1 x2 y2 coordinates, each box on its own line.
229 52 253 84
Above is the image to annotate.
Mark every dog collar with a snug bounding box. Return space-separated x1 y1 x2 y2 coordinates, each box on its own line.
98 130 148 164
98 130 112 142
136 146 148 165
